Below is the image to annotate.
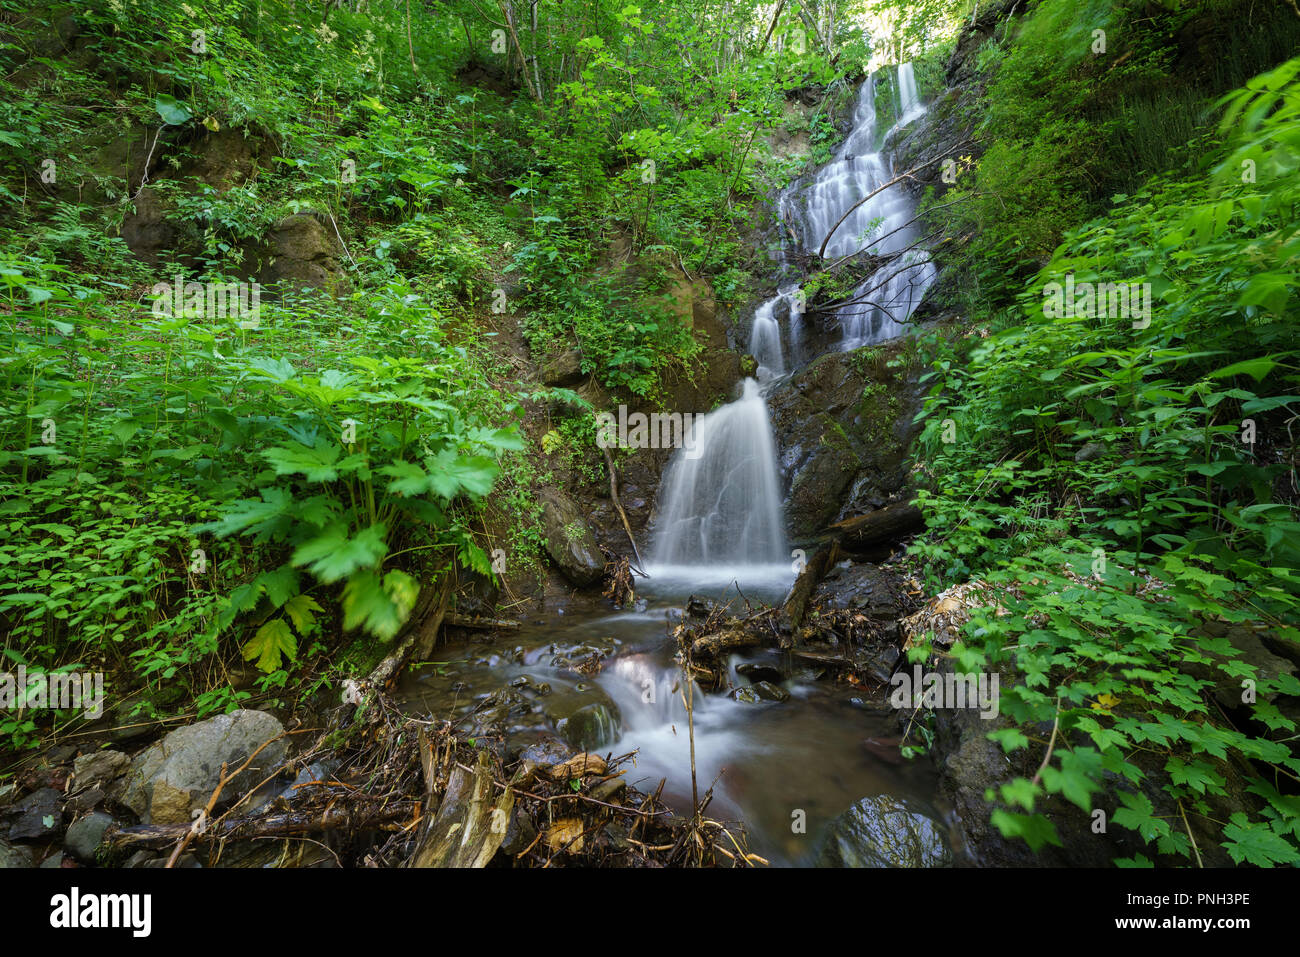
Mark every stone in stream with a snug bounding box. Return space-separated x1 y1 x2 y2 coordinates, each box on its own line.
752 681 790 702
119 709 286 825
736 661 785 684
816 795 951 868
555 702 619 751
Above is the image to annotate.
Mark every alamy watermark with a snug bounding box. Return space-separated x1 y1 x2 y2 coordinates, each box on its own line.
889 665 999 719
150 275 261 328
1 667 104 719
596 406 704 459
1042 273 1152 329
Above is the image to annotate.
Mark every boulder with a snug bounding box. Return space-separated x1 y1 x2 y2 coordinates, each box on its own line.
71 750 130 792
767 341 922 542
816 795 951 867
538 488 605 585
119 709 286 825
64 811 114 862
539 346 585 387
254 213 350 293
554 702 619 751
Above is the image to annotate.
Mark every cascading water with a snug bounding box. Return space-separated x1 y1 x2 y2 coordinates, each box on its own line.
647 379 790 590
785 64 937 350
399 67 949 869
650 65 937 589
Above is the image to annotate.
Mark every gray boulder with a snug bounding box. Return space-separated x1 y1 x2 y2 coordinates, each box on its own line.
72 749 130 791
65 811 114 862
120 710 286 825
538 489 605 586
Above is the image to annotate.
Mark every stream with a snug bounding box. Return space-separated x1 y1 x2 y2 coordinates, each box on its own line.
401 65 947 867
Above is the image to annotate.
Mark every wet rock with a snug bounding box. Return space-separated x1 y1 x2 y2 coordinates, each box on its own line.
500 805 539 857
767 342 922 541
470 687 540 739
729 687 761 704
64 811 114 862
555 702 619 751
513 737 573 775
866 645 900 683
6 787 64 842
736 661 785 684
812 561 908 622
751 681 790 702
538 488 605 586
120 709 286 825
72 750 130 791
39 850 66 869
0 838 33 868
816 795 951 867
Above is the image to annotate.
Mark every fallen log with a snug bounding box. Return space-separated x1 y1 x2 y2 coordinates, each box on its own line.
825 501 924 550
782 543 838 630
105 801 419 853
443 612 520 630
689 627 765 659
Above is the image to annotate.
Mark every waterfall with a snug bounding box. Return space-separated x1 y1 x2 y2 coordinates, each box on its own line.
647 68 936 586
648 379 787 575
747 284 803 379
896 61 924 129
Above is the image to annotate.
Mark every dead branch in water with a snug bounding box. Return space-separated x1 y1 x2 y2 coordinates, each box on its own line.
602 445 647 576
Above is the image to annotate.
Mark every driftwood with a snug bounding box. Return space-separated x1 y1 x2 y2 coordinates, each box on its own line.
444 612 520 630
825 501 924 550
106 801 419 852
602 445 646 576
783 543 838 629
689 627 765 659
410 750 513 868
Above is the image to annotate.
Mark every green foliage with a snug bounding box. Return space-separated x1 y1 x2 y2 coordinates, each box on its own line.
924 0 1300 310
909 53 1300 866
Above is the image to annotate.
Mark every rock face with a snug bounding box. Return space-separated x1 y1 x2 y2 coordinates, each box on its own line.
767 340 923 542
538 488 605 586
253 213 350 293
120 125 277 262
816 794 951 867
120 710 286 825
539 346 585 387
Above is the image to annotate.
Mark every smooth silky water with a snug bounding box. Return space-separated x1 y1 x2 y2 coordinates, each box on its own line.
398 578 941 866
400 66 944 866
